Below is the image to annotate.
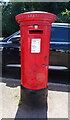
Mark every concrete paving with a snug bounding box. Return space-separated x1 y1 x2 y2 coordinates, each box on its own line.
0 78 69 119
48 90 68 118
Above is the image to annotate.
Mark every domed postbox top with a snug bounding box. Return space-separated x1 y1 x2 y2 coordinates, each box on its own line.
16 11 56 24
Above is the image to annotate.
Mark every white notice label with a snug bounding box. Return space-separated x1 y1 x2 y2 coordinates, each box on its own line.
31 39 41 53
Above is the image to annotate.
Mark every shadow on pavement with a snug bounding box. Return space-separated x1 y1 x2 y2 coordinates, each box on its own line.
15 88 48 119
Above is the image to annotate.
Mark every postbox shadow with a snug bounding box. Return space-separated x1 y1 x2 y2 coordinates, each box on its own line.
15 89 48 119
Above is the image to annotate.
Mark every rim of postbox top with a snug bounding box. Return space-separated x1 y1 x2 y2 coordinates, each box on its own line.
23 11 48 14
15 11 57 24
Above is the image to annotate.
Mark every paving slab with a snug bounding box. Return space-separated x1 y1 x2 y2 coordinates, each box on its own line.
0 78 69 119
48 90 68 118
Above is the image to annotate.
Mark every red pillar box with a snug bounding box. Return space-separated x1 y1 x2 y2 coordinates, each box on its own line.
16 11 56 90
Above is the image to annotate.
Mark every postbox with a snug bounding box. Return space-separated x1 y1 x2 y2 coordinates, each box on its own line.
16 11 56 90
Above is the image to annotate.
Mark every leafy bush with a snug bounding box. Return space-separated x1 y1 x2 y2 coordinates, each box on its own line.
56 9 70 23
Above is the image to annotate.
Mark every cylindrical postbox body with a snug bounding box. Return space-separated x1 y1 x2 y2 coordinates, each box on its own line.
16 11 56 90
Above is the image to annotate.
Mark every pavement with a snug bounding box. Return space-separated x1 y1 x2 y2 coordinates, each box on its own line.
0 77 69 119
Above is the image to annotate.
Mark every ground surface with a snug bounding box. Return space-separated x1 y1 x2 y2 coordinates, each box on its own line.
0 68 70 119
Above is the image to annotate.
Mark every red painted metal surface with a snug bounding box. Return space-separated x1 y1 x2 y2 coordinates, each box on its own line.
16 11 56 90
